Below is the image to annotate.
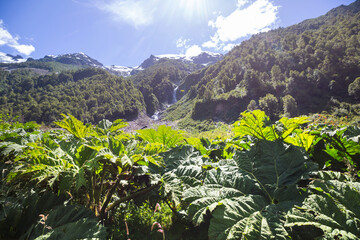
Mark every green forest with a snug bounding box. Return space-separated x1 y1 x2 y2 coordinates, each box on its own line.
1 1 360 127
1 1 360 239
0 68 145 124
165 0 360 128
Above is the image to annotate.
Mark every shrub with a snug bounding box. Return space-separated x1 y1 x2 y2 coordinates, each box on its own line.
259 93 280 120
348 77 360 100
282 94 298 117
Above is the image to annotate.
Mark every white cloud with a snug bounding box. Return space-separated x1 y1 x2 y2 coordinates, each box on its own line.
203 0 278 51
176 38 203 57
10 44 35 55
94 0 159 28
176 37 190 48
223 43 236 52
237 0 248 8
185 45 202 57
0 20 35 55
202 35 220 49
0 52 26 63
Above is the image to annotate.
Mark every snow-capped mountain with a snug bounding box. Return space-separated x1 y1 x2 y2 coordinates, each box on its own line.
0 51 223 77
139 51 223 69
108 51 223 77
38 52 104 67
106 65 135 77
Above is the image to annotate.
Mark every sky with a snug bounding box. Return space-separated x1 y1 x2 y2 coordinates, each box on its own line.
0 0 356 67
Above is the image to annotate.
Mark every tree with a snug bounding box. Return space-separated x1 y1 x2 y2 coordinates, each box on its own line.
282 95 298 117
188 85 197 99
247 100 258 111
259 94 279 120
203 86 213 101
348 77 360 100
58 72 73 84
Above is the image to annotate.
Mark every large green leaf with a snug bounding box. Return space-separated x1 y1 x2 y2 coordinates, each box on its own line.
183 140 317 239
137 125 184 148
0 129 42 160
160 146 206 205
0 141 26 157
0 192 106 240
54 114 91 140
0 192 65 239
30 205 106 240
286 174 360 239
233 110 277 140
233 140 317 203
184 169 258 226
5 138 95 193
96 119 128 136
209 198 292 240
161 172 184 206
343 126 360 143
277 116 310 140
285 131 315 151
313 126 360 173
160 145 203 173
233 111 314 151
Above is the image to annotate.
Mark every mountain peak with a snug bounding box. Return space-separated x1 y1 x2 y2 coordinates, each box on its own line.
140 51 223 69
107 51 223 77
39 52 103 67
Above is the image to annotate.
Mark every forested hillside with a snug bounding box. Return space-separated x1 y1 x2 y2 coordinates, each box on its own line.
165 0 360 125
1 1 360 129
0 68 144 123
130 58 204 115
1 1 360 239
0 52 221 123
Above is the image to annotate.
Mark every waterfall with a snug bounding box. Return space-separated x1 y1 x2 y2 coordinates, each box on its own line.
172 85 179 104
151 111 160 120
151 85 179 121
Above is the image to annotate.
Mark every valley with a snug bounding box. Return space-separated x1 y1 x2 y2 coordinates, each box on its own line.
0 1 360 239
1 1 360 131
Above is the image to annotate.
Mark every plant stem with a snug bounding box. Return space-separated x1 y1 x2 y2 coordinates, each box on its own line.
100 176 121 220
106 183 160 212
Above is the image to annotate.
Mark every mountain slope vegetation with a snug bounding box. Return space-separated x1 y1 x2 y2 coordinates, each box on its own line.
130 58 205 115
0 52 223 123
0 1 359 129
165 0 360 125
0 68 145 123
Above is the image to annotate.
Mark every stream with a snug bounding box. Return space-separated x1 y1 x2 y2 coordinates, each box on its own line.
151 84 178 120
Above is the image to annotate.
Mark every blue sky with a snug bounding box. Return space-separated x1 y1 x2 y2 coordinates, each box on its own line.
0 0 355 66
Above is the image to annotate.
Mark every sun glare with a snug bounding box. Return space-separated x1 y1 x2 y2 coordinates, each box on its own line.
180 0 207 20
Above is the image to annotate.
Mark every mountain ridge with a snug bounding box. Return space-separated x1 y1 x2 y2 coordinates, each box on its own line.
33 52 104 67
108 51 223 77
0 51 223 78
0 1 359 129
